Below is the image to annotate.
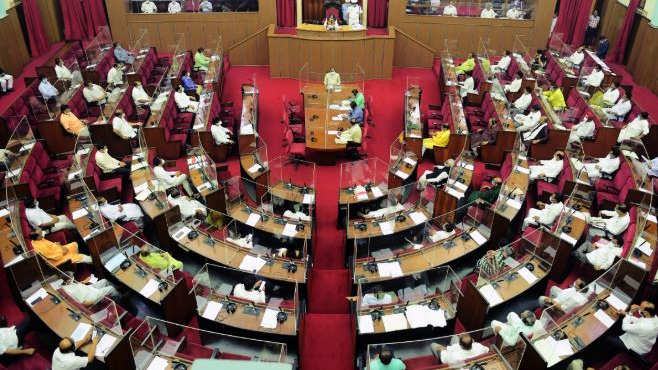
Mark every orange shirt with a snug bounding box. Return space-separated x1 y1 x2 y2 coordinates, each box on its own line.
60 112 86 135
31 239 84 265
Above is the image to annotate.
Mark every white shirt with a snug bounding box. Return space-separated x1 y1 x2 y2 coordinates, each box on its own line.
586 240 622 269
233 283 266 304
211 125 232 145
443 5 457 16
440 342 489 365
513 92 532 111
153 165 179 187
553 286 589 311
588 15 600 28
516 110 541 132
506 8 523 19
362 293 393 307
62 282 105 305
619 117 650 142
95 150 122 173
52 348 88 370
107 67 123 86
494 56 511 72
620 315 658 355
168 1 181 13
283 210 311 222
504 78 522 93
584 70 604 87
132 86 150 104
429 229 456 243
495 312 545 346
99 202 143 222
174 91 192 109
572 118 595 139
55 65 72 80
600 209 630 236
39 80 58 99
459 76 476 98
595 154 621 175
26 206 52 229
141 1 157 13
602 88 620 105
199 1 212 12
364 203 405 219
481 8 496 18
0 326 18 355
167 195 206 218
538 201 564 225
83 84 105 103
569 51 585 66
608 99 632 118
112 116 137 138
522 122 547 141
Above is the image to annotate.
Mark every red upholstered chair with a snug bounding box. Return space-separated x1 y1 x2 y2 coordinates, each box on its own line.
284 128 306 161
536 156 572 197
596 178 634 209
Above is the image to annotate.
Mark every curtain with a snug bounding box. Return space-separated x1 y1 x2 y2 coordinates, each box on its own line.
553 0 594 45
368 0 388 28
608 0 641 64
276 0 296 27
82 0 108 37
22 0 49 56
59 0 88 40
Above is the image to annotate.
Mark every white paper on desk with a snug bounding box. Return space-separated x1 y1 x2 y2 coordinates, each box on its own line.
197 182 211 192
71 208 88 220
515 166 530 174
70 322 92 342
188 163 201 171
245 213 261 227
409 211 428 225
403 157 417 167
462 163 475 171
382 313 408 332
446 187 464 199
634 238 653 256
447 179 468 192
371 186 384 198
394 170 409 180
555 338 574 357
192 123 204 130
504 257 520 268
26 288 48 307
569 208 587 221
405 305 430 328
247 163 262 173
355 191 369 201
606 294 629 311
239 255 267 272
67 170 82 180
131 162 147 172
261 308 279 329
478 284 504 305
139 279 160 298
329 104 341 110
134 182 149 194
172 226 192 242
146 356 168 370
559 232 578 246
594 309 615 328
240 124 254 135
469 230 487 246
303 194 315 204
202 301 223 320
506 198 522 210
377 261 403 278
327 130 339 135
4 255 24 268
534 337 562 366
379 221 395 235
282 223 298 237
135 189 152 202
76 147 91 155
518 267 538 284
95 334 117 358
0 208 9 218
429 308 447 327
629 258 647 270
332 116 343 122
358 315 375 334
647 213 657 224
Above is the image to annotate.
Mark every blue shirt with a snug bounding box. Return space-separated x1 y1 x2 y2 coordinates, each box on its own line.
181 76 197 91
348 107 364 123
342 3 350 21
114 48 134 65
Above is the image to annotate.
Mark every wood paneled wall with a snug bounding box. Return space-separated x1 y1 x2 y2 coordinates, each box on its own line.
268 25 394 79
599 0 658 94
37 0 62 45
387 0 556 58
0 7 30 76
226 27 270 66
393 28 435 68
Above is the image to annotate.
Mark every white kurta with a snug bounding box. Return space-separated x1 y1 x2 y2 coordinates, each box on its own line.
591 210 630 236
55 65 72 80
132 86 150 104
618 117 649 142
107 67 123 86
620 315 658 355
362 293 393 307
283 210 311 222
112 116 137 139
494 56 511 73
584 70 604 87
141 1 158 13
440 342 489 365
167 195 206 218
602 88 620 106
39 81 58 100
211 125 232 144
523 201 563 229
443 5 457 16
529 158 563 181
168 1 181 13
174 91 199 112
0 327 18 355
100 203 144 223
604 100 631 120
233 283 266 303
522 123 547 142
491 312 545 346
364 203 405 219
504 78 522 93
429 229 456 243
515 110 541 132
226 234 253 249
62 280 117 305
347 5 362 26
95 150 122 173
552 286 589 311
459 77 476 98
582 154 620 179
83 85 106 103
513 93 532 111
586 241 622 269
568 119 595 144
481 8 496 18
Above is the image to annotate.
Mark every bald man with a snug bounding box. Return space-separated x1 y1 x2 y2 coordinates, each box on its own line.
51 333 98 370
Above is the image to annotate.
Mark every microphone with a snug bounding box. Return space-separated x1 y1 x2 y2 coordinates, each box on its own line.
498 186 518 212
66 307 81 321
135 263 148 278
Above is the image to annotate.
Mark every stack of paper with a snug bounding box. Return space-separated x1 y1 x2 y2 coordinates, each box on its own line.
26 288 48 307
515 166 530 174
478 284 504 305
95 334 118 358
394 170 410 180
404 305 447 328
382 313 408 332
409 212 428 225
104 253 127 273
247 163 262 173
447 179 468 192
469 230 487 246
72 208 88 220
518 267 538 284
403 157 417 167
282 223 298 237
239 255 267 272
70 322 93 342
446 187 464 199
594 309 615 328
245 213 261 226
68 170 82 180
371 186 384 198
506 198 522 209
303 194 315 204
606 294 628 311
377 262 403 278
172 226 192 241
354 186 369 201
634 238 652 256
135 189 152 202
260 308 279 329
379 221 394 235
139 279 160 298
533 337 562 367
201 301 223 320
145 356 169 370
358 315 375 334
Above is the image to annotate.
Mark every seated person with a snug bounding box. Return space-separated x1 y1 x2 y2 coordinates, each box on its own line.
573 234 623 271
346 0 363 26
529 151 565 182
107 62 124 88
531 49 547 71
141 0 158 13
506 5 524 19
174 85 199 113
0 67 13 93
233 275 267 304
603 93 632 121
55 58 78 82
362 290 395 307
514 105 542 132
83 81 108 105
417 159 455 190
52 334 98 370
491 310 544 346
369 348 406 370
226 233 254 249
324 14 339 30
443 1 457 16
583 65 605 88
538 278 590 312
167 188 206 219
98 197 144 228
574 146 621 180
459 71 476 98
0 316 36 357
30 228 91 265
467 176 503 206
521 116 549 150
112 109 141 140
324 68 341 91
194 48 210 71
476 246 514 276
568 46 586 68
358 203 405 219
181 70 201 95
492 50 512 74
589 82 620 108
512 86 533 113
113 43 135 65
61 278 120 306
522 192 564 230
587 204 630 239
38 75 59 101
567 113 596 145
470 118 498 155
345 101 364 124
643 154 658 178
617 112 649 143
25 198 75 233
211 117 234 145
168 0 181 13
422 124 450 154
481 2 496 18
153 156 195 195
430 333 489 365
338 119 363 147
59 104 90 137
504 72 523 93
132 81 152 107
352 89 365 109
283 205 311 222
428 223 457 243
139 245 183 271
199 0 213 13
95 145 131 175
455 53 476 75
612 301 658 356
542 85 566 110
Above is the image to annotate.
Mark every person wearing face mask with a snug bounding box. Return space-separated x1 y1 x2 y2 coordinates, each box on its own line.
617 112 650 143
25 198 75 233
567 112 596 145
574 146 621 180
95 144 131 175
107 62 125 88
83 80 108 105
587 203 630 239
139 244 183 271
522 193 564 230
97 197 144 228
430 333 489 365
573 234 623 271
153 156 195 195
112 109 142 140
455 53 476 75
168 0 181 13
38 75 59 101
428 223 457 243
569 46 586 68
538 278 590 312
61 277 121 306
503 72 524 94
607 301 658 357
491 310 545 346
324 68 341 91
417 159 454 190
51 333 98 370
174 85 199 112
131 81 152 107
528 151 565 182
233 275 267 304
29 228 91 266
181 70 201 95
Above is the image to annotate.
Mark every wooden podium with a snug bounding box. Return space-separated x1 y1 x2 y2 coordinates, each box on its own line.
296 24 367 39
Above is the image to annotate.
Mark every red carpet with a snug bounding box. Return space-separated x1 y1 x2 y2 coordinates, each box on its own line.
607 62 658 122
308 269 351 313
299 314 355 370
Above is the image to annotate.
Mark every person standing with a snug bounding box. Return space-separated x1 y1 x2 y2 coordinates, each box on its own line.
585 10 600 46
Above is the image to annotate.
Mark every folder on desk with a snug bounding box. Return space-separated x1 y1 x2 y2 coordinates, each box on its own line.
382 313 408 332
358 315 375 334
104 253 127 273
239 255 267 273
478 284 503 305
202 301 223 321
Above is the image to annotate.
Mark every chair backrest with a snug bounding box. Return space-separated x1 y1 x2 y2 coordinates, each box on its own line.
284 128 294 153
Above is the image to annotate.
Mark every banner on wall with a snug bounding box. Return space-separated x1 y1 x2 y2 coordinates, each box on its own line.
617 0 656 19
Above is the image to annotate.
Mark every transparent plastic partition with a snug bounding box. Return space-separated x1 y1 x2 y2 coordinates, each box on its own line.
67 180 107 240
548 33 566 56
166 33 187 80
55 59 84 91
494 135 528 216
619 140 654 196
73 135 95 178
490 79 512 111
477 37 493 81
84 26 113 68
205 35 225 85
240 82 259 135
341 157 390 227
3 116 35 185
356 266 462 334
3 184 28 267
224 176 268 211
577 65 596 93
404 85 422 136
447 93 468 133
389 136 417 174
627 182 654 271
128 29 152 75
265 156 316 217
187 146 218 196
192 263 299 334
148 73 174 119
366 328 526 370
512 35 533 78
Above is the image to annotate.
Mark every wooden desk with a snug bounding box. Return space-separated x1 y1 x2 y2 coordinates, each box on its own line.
627 211 657 274
69 198 105 241
270 181 316 206
495 156 529 221
347 206 431 240
130 153 169 219
228 203 312 240
187 155 219 198
338 184 388 229
404 88 423 160
358 295 454 335
0 208 25 267
440 58 460 96
388 151 419 190
546 52 578 94
476 255 548 308
433 157 474 220
239 154 269 202
296 24 367 39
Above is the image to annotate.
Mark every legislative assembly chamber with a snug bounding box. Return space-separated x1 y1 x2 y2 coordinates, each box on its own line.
0 0 657 369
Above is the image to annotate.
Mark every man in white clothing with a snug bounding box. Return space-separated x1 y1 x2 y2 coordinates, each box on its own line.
569 46 586 68
573 235 623 270
141 0 158 13
174 85 199 112
538 278 590 312
233 275 267 304
588 203 630 239
522 193 564 230
25 198 75 233
168 0 181 13
95 145 131 175
153 156 194 195
529 151 564 182
0 317 36 357
428 223 456 243
358 203 405 219
480 2 496 18
418 159 454 190
51 334 98 370
38 76 59 101
324 68 341 91
614 301 658 356
83 81 107 105
112 109 141 140
459 71 476 98
107 63 124 88
599 83 620 107
167 188 206 219
603 93 632 121
574 146 621 180
443 1 457 16
568 112 596 145
504 72 523 93
347 0 362 26
491 310 544 346
431 334 489 365
617 112 650 143
54 58 82 85
583 65 605 88
132 81 152 107
0 67 13 93
493 51 512 74
361 290 394 306
62 278 120 306
211 117 234 145
514 105 541 132
506 6 523 19
512 87 533 113
98 197 144 227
